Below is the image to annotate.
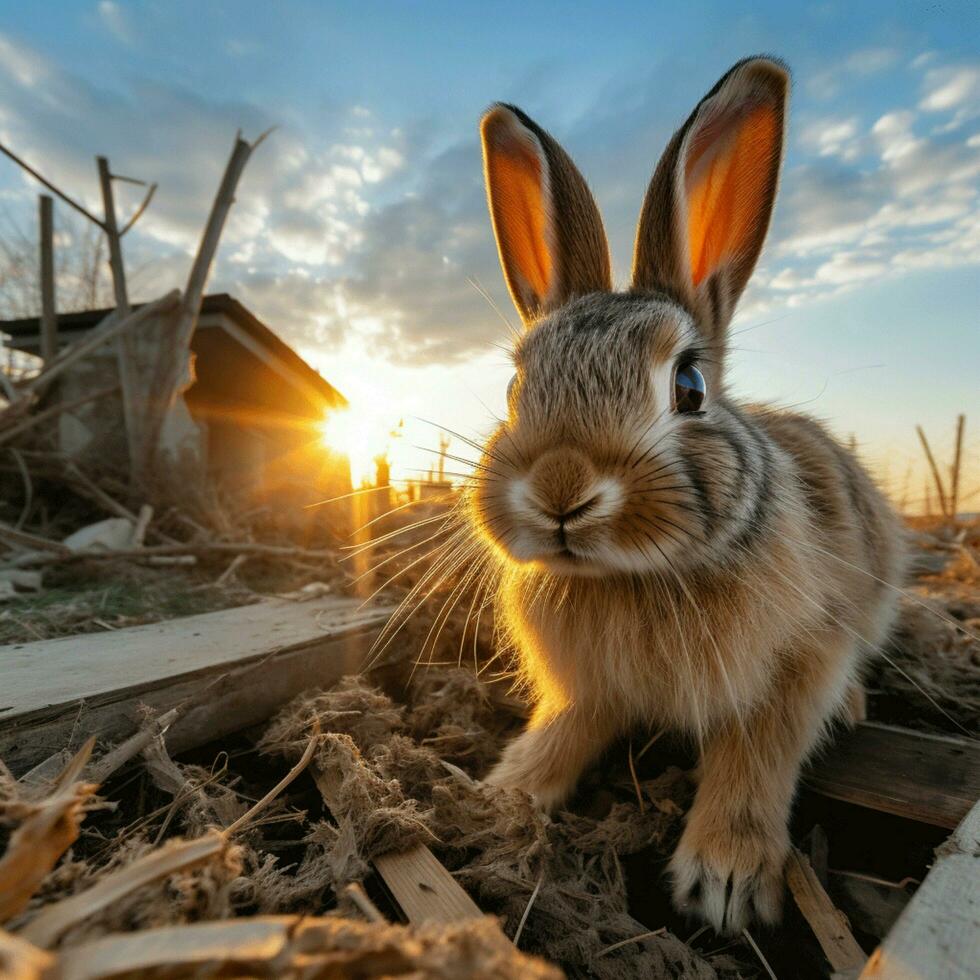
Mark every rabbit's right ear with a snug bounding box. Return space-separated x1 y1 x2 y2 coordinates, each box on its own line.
481 104 611 325
632 58 789 337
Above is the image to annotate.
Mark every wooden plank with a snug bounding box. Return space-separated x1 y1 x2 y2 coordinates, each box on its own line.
860 799 980 980
312 767 483 926
0 598 390 775
804 722 980 829
373 846 484 924
786 848 866 975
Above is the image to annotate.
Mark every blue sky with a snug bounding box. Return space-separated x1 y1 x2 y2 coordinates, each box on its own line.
0 1 977 506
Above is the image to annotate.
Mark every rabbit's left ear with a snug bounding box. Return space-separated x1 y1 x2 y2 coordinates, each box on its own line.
632 58 789 334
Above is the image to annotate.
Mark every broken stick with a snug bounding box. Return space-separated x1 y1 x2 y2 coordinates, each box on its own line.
786 848 866 975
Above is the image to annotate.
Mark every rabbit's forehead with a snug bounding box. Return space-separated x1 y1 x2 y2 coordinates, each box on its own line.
515 293 697 376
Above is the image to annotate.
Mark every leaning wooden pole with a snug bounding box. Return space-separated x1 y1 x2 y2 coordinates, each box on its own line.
182 136 258 322
916 425 950 520
38 195 57 363
141 131 269 478
950 414 965 521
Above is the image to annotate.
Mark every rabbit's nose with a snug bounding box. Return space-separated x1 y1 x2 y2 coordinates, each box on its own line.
527 448 600 523
550 494 601 525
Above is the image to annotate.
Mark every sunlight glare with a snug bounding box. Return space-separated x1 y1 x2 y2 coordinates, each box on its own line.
319 400 402 487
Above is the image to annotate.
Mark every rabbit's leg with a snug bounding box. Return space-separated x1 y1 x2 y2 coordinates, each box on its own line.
486 705 616 811
670 638 854 934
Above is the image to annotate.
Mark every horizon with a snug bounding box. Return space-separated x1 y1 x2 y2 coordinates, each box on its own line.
0 1 977 511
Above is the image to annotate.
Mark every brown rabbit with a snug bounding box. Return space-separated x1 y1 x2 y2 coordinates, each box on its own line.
470 57 906 934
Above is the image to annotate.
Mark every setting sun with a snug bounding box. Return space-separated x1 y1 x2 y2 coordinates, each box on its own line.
319 401 404 487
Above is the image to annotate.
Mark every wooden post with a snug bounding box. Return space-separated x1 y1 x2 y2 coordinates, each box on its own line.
437 433 449 482
915 425 949 520
96 157 129 313
141 133 267 476
38 195 57 362
97 155 141 480
950 414 965 521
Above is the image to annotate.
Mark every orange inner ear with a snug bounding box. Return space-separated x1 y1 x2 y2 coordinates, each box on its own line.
486 136 552 303
685 104 778 287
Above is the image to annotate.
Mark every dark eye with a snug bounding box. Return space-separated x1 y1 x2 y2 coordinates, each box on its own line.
674 363 706 413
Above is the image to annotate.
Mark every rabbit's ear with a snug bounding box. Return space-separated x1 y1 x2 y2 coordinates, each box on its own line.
632 58 788 334
481 104 611 325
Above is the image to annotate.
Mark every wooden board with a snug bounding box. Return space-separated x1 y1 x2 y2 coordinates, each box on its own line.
804 722 980 830
312 767 484 926
373 845 484 925
0 597 390 775
860 799 980 980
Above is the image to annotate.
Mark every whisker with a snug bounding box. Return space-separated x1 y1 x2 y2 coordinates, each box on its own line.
414 416 520 472
355 526 470 613
341 513 456 557
350 492 451 536
348 526 458 586
364 534 480 670
411 556 489 683
467 275 521 341
304 484 394 509
413 445 507 480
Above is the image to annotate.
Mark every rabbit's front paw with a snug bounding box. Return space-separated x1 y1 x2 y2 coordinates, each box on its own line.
669 811 788 935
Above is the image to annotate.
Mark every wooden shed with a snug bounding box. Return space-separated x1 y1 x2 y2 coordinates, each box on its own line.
0 294 352 514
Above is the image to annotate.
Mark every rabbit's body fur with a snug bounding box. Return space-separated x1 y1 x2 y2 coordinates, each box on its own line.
471 59 907 934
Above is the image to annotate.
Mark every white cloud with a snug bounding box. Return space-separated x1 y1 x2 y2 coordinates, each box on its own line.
871 111 920 161
225 38 260 57
0 31 412 353
0 35 48 89
920 64 980 112
807 47 899 100
769 50 980 314
800 116 862 161
97 1 134 45
814 252 887 285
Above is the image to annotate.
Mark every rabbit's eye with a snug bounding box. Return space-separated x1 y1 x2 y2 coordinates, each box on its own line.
674 363 706 413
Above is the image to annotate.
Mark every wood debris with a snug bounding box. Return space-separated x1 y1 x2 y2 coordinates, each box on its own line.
0 515 975 978
5 915 563 980
786 848 865 974
0 740 98 924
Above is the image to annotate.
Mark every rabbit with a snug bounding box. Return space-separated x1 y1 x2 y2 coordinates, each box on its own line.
470 56 907 935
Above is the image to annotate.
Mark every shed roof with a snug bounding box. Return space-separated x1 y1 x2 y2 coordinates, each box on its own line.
0 293 346 411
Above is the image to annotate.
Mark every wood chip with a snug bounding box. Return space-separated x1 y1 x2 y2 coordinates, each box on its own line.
0 739 97 924
786 848 866 974
19 831 232 949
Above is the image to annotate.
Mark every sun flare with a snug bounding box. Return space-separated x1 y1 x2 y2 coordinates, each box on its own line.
319 402 403 487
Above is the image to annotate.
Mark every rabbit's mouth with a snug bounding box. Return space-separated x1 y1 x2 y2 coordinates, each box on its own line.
539 546 606 577
501 521 623 578
493 469 626 570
